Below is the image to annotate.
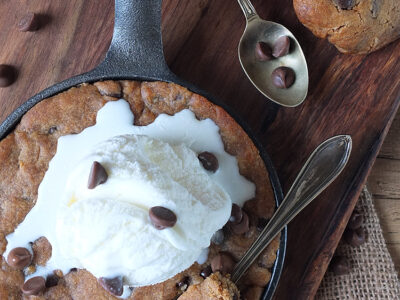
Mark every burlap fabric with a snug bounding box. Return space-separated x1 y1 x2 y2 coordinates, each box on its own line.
316 188 400 299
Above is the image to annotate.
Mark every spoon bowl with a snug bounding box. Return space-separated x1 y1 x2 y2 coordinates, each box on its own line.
238 0 309 107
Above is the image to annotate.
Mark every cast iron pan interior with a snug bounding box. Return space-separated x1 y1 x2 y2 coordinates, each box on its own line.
0 1 286 298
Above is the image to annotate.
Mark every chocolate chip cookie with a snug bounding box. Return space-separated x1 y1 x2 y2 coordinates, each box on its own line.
293 0 400 54
0 81 279 299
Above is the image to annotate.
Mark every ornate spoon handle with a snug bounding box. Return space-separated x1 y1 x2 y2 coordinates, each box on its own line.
231 135 352 283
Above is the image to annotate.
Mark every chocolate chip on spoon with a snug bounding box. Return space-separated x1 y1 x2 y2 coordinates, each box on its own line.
273 36 290 58
198 152 219 172
21 276 46 296
255 42 273 61
0 64 17 87
149 206 177 229
271 67 295 89
229 204 243 224
88 161 108 189
18 12 40 32
230 211 249 235
99 276 123 296
211 253 235 275
7 247 32 269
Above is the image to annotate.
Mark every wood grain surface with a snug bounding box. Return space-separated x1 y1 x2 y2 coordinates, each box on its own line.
0 0 399 299
368 111 400 276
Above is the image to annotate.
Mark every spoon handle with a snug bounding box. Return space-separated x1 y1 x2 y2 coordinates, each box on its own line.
231 135 352 283
237 0 258 21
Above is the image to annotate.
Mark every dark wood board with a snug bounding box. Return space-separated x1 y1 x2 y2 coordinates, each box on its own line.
1 0 399 299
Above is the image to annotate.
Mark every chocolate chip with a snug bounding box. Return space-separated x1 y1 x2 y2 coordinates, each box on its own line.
99 276 123 297
271 67 295 89
330 256 350 275
211 229 224 245
149 206 177 229
230 211 249 235
211 253 235 275
273 36 290 58
198 152 219 172
200 265 212 278
7 247 32 269
256 217 270 231
45 274 59 288
88 161 108 189
229 204 243 224
0 65 17 87
348 211 363 230
176 276 191 292
18 13 40 32
255 42 273 61
70 267 78 272
344 227 366 247
335 0 356 10
21 276 46 296
48 126 57 134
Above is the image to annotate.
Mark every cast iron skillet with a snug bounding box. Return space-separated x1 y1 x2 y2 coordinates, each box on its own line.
0 1 287 299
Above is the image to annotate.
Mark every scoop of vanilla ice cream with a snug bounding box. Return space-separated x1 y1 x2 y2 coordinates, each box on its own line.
56 134 232 286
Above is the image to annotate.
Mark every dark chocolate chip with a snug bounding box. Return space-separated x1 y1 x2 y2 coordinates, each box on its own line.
271 67 295 89
211 229 224 245
198 152 219 172
211 253 235 275
230 211 249 235
176 276 191 292
0 65 17 87
335 0 356 10
45 274 59 288
18 12 40 32
88 161 108 189
255 42 273 61
70 267 78 272
348 211 363 230
149 206 177 229
330 256 350 275
200 265 212 279
272 36 290 58
229 204 243 224
256 217 270 232
7 247 32 269
48 126 57 134
21 276 46 296
344 227 366 247
99 276 123 297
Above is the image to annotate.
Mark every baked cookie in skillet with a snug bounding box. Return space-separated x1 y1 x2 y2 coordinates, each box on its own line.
0 80 279 299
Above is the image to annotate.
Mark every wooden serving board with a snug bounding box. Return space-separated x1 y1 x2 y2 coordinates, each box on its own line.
1 0 399 299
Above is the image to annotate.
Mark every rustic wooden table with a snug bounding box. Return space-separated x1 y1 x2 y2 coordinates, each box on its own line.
368 110 400 276
1 1 399 299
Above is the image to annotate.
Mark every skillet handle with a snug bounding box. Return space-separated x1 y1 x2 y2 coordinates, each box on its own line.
90 0 175 81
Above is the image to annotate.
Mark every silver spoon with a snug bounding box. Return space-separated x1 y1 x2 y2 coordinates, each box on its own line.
231 135 352 283
237 0 309 107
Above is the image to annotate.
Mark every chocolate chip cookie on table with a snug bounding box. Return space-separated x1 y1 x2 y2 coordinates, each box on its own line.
0 80 279 299
293 0 400 54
